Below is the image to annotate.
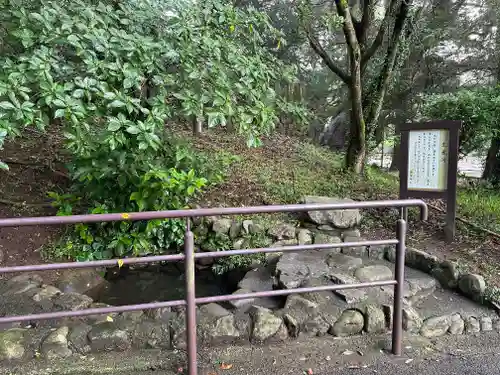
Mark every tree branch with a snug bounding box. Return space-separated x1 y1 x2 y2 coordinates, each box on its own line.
361 0 401 69
306 31 352 84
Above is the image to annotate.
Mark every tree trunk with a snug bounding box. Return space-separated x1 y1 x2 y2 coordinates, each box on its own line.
482 136 500 182
192 116 202 135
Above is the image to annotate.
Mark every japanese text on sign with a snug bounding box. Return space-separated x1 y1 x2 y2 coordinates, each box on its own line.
407 130 449 191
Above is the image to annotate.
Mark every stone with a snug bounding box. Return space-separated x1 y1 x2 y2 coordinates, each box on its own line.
118 310 145 323
145 305 172 321
458 274 486 300
232 238 248 250
53 292 93 311
431 261 459 289
238 267 273 292
132 321 170 349
199 304 239 343
303 196 362 229
228 289 256 309
465 316 480 334
341 229 361 239
284 314 300 337
88 322 131 352
68 324 92 354
84 303 118 324
402 306 422 333
326 253 362 270
367 245 387 260
493 319 500 332
420 315 451 338
229 221 242 239
41 326 72 359
33 286 61 302
329 272 367 304
364 305 386 333
303 315 330 336
248 222 264 234
0 329 25 360
406 248 439 273
268 223 296 240
355 265 393 282
5 274 43 295
299 277 337 306
212 219 232 235
313 233 342 253
241 220 254 234
250 307 283 341
56 269 108 296
285 295 319 313
331 309 364 337
170 309 187 349
297 229 313 245
481 316 493 332
276 252 329 289
405 278 437 305
317 225 342 236
448 313 464 335
341 236 367 257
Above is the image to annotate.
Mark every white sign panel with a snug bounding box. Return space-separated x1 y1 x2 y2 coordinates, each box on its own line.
407 129 449 191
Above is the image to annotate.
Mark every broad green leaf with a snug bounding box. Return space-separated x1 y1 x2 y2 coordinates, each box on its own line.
0 102 15 110
126 125 140 134
108 100 126 108
0 161 8 171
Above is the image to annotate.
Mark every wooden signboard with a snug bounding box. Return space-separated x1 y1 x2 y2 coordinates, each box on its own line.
399 120 461 242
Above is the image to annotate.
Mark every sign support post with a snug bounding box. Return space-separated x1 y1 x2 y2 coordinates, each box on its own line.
399 121 460 243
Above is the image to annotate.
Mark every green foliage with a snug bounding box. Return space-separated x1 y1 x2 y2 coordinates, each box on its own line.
0 0 304 261
203 232 269 275
422 87 500 156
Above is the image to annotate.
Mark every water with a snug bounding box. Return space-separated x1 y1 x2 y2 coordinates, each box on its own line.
94 264 233 306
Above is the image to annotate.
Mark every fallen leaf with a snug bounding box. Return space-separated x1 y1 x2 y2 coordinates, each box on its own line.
220 363 233 370
117 259 124 269
121 213 130 219
405 359 414 364
106 315 114 322
307 368 313 375
342 350 354 356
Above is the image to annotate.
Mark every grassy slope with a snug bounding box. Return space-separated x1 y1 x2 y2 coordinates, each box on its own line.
183 128 500 286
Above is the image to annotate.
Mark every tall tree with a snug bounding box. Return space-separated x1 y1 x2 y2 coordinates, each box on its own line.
299 0 419 173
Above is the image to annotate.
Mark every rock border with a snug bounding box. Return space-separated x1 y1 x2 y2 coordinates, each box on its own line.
0 199 499 362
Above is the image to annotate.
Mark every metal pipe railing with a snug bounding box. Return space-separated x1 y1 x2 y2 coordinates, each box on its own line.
0 199 427 375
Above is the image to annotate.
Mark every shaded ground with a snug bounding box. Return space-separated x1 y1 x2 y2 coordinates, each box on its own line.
4 330 500 375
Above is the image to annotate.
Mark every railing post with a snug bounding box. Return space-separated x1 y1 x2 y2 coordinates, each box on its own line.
392 218 407 356
184 219 198 375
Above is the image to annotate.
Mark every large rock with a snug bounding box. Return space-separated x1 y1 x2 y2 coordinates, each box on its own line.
56 269 108 296
282 295 319 337
465 316 480 334
326 253 362 270
364 305 386 333
5 274 43 295
313 233 342 253
420 315 451 338
404 278 436 305
387 247 438 273
131 321 170 349
276 252 329 289
354 265 393 282
250 307 284 342
303 315 330 336
458 274 486 300
199 304 239 343
41 326 72 359
33 286 61 302
53 292 93 311
238 267 273 292
88 322 131 352
331 309 364 337
303 196 361 229
329 272 367 304
68 324 92 354
297 229 313 245
481 316 493 332
0 329 26 360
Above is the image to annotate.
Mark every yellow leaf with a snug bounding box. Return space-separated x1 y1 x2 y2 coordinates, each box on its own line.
277 40 281 49
229 25 235 32
106 315 114 322
121 213 130 219
117 259 124 269
220 363 233 370
249 24 253 32
34 350 40 359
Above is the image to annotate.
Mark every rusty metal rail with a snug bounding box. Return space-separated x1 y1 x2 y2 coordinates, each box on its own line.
0 199 428 375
